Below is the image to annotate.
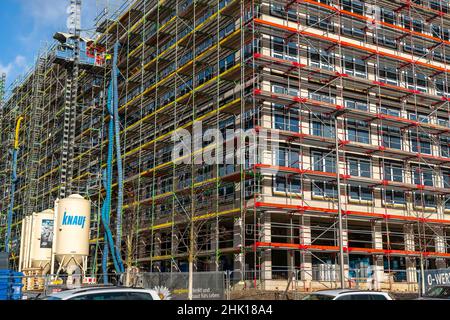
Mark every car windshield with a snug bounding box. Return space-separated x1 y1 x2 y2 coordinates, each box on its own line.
425 286 450 298
302 294 335 301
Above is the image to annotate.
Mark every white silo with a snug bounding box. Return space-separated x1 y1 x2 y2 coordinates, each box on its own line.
19 210 54 274
51 194 91 276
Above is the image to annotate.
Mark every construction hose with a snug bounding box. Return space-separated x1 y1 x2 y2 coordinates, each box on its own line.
100 42 125 282
5 116 24 253
5 149 18 253
112 41 124 253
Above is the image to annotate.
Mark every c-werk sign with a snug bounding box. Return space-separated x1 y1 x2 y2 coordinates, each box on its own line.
424 269 450 293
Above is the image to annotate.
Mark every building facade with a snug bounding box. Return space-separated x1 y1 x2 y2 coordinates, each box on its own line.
1 0 450 290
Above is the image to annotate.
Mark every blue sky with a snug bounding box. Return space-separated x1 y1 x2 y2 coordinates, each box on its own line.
0 0 107 90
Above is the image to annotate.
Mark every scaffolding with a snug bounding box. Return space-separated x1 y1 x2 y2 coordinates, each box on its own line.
1 0 450 292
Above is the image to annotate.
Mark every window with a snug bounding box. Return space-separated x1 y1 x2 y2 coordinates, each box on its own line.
309 48 334 70
349 186 373 201
275 175 301 193
197 66 213 85
384 162 404 182
412 167 433 186
347 119 370 144
219 53 235 73
408 112 429 123
342 0 364 15
334 295 353 301
345 99 368 111
307 15 334 32
443 170 450 188
431 24 450 41
70 292 130 301
433 50 450 63
341 23 365 39
441 137 450 157
312 151 336 173
414 193 436 208
410 133 431 154
127 292 154 300
343 56 367 78
444 196 450 210
404 43 427 56
380 106 401 117
309 91 336 104
348 158 371 178
384 189 406 205
435 78 450 97
272 36 298 61
312 181 337 198
378 64 398 85
405 72 427 93
430 0 449 12
430 0 449 13
376 33 397 49
381 126 402 150
273 84 299 97
274 111 299 132
311 114 335 138
402 16 424 32
438 118 450 128
369 295 389 301
381 8 395 24
270 3 297 20
277 148 300 168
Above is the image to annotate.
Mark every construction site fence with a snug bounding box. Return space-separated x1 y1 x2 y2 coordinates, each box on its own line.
5 267 442 300
237 268 423 293
10 272 229 300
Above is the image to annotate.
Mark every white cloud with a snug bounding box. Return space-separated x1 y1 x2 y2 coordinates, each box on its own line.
0 63 13 77
0 55 28 86
14 55 26 68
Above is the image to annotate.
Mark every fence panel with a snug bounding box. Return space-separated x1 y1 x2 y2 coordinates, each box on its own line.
140 271 226 300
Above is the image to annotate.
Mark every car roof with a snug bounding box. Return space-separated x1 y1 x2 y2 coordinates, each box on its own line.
311 289 386 296
47 286 154 298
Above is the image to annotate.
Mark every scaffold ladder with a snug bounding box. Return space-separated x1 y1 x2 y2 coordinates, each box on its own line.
24 56 46 216
60 39 80 199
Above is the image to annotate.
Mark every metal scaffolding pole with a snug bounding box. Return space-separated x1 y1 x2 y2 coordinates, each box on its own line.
334 115 346 289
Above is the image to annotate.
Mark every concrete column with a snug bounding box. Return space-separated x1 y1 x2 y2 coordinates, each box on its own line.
171 229 179 272
210 222 219 271
404 224 417 283
287 216 295 276
434 227 447 269
341 228 350 284
233 217 244 281
153 232 162 272
372 221 384 289
299 216 312 282
260 213 272 281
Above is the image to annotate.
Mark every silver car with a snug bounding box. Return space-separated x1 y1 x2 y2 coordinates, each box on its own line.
42 287 161 300
302 289 394 300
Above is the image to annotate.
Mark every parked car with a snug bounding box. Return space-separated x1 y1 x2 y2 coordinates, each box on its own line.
41 286 161 300
417 285 450 300
302 289 394 300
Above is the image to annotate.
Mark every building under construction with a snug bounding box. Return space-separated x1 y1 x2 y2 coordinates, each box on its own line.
1 0 450 291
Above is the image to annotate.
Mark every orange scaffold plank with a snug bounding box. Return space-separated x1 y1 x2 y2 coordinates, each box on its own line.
254 241 450 258
253 163 450 194
297 0 450 47
253 53 450 105
253 201 450 225
253 18 450 74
